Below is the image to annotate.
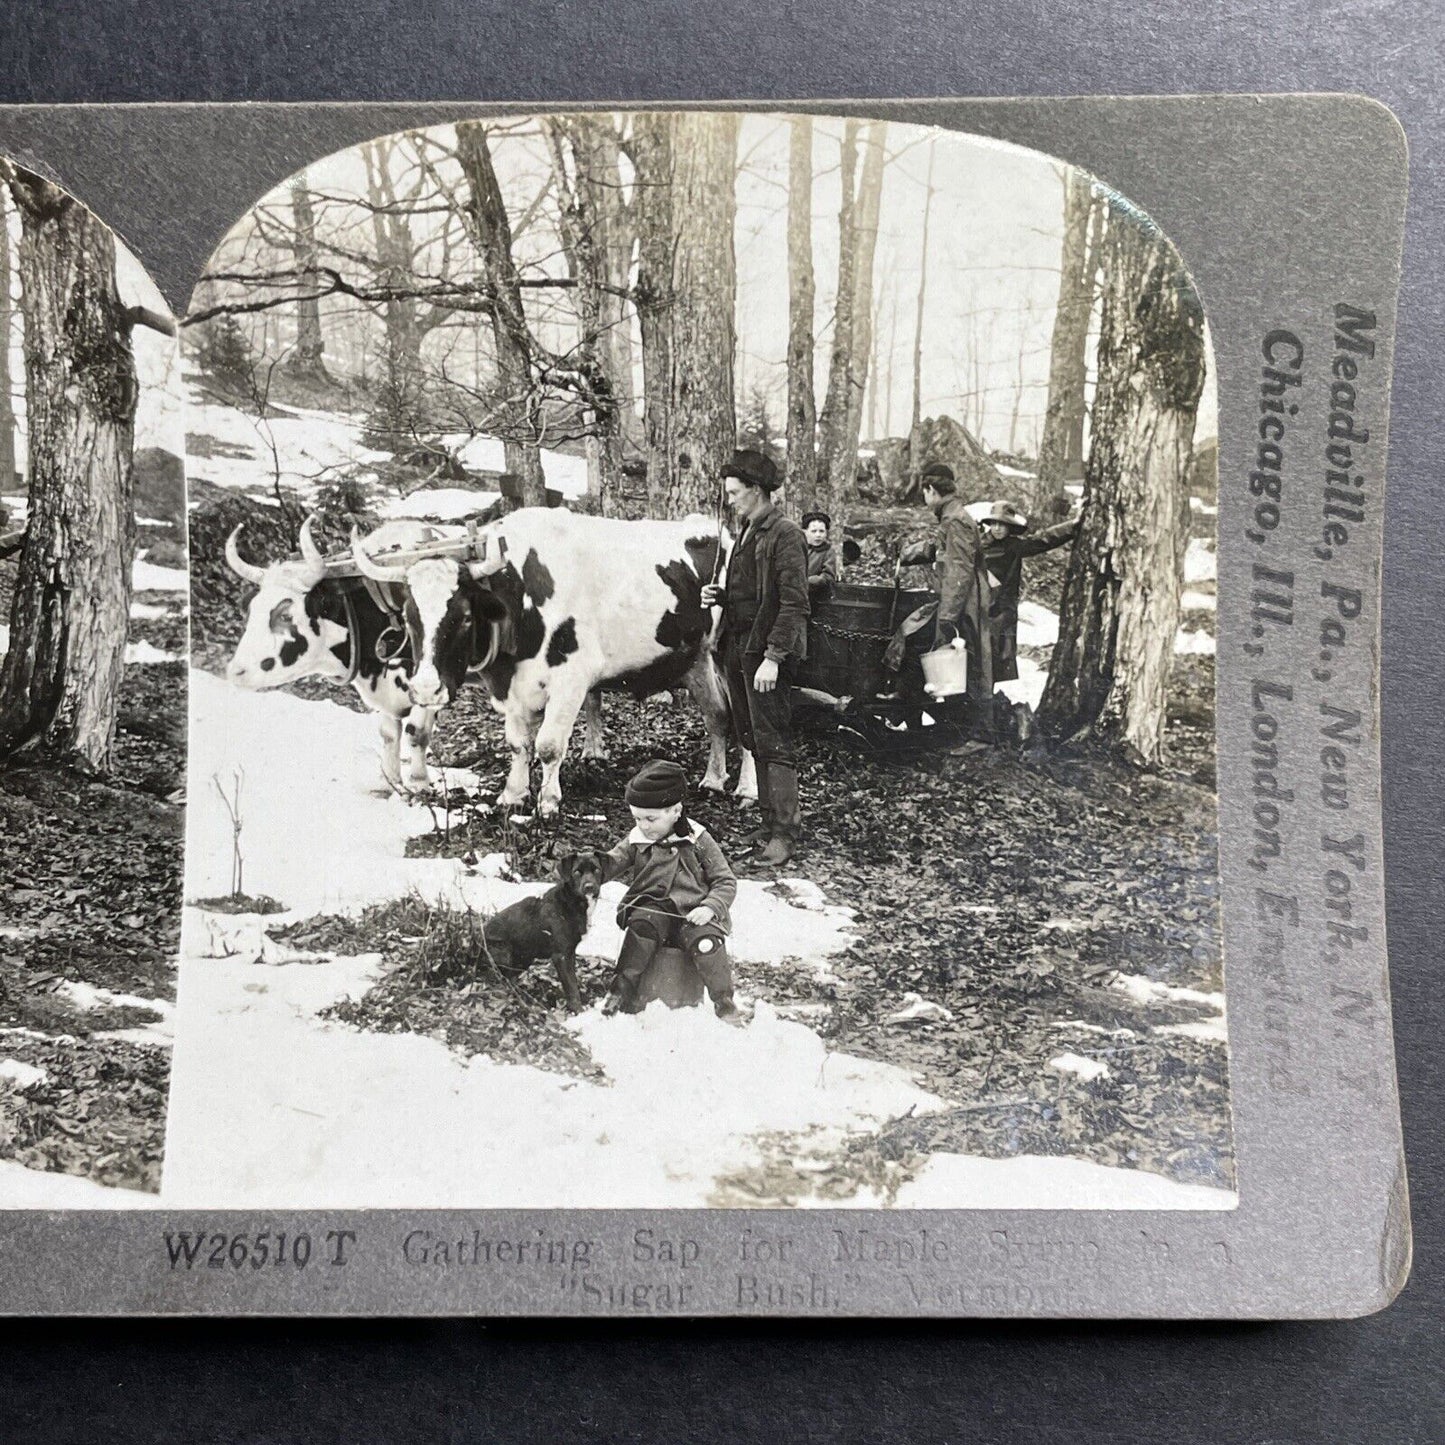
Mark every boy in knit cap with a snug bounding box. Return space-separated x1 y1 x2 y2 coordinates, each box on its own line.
601 759 743 1023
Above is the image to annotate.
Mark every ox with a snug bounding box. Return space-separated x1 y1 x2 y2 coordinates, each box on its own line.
352 507 742 815
223 515 455 794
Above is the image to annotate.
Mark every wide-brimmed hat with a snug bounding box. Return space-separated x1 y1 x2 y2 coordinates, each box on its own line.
721 448 780 492
981 500 1029 530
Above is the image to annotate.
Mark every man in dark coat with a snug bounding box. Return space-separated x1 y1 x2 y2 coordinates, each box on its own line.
701 449 810 867
883 463 994 704
980 499 1079 683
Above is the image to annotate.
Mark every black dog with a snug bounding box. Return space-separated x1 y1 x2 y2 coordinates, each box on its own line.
482 851 604 1012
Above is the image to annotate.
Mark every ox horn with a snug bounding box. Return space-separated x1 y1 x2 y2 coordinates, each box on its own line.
297 513 328 575
224 524 266 586
350 526 410 584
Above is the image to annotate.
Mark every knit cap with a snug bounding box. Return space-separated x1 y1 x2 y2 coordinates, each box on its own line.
624 759 688 809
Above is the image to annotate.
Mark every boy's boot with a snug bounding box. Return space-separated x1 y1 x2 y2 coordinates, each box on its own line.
686 930 744 1026
605 926 661 1015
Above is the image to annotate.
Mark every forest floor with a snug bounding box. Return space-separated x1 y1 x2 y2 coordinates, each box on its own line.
0 461 186 1198
168 470 1231 1209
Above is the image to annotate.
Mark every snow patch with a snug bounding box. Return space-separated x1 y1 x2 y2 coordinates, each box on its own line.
1109 973 1224 1013
1156 1018 1229 1046
125 640 184 665
994 655 1047 710
891 1154 1235 1210
1015 600 1059 649
1174 627 1216 656
129 600 173 621
0 1059 48 1090
377 487 500 522
133 558 189 592
1048 1052 1108 1082
0 1159 162 1209
1184 538 1217 584
1181 589 1217 612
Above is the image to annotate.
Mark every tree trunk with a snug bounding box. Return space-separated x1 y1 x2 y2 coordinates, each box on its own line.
0 185 15 490
545 117 627 513
1033 167 1099 513
631 112 675 521
285 172 330 386
785 115 818 509
633 112 739 519
817 120 886 524
1036 200 1206 767
455 121 547 507
0 170 138 771
909 137 937 493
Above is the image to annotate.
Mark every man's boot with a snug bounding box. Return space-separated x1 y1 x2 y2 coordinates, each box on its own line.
752 834 795 867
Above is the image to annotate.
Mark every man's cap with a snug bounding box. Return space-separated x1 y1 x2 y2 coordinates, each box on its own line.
920 462 956 485
625 758 688 810
721 448 780 492
801 510 831 530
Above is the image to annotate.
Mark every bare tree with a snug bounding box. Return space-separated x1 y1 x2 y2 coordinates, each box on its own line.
785 115 818 507
816 119 887 522
455 121 547 506
631 112 740 518
909 135 937 489
282 171 331 388
1034 167 1102 513
0 165 174 771
0 185 14 490
1037 200 1206 766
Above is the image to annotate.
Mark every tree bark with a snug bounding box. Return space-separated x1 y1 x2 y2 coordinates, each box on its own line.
0 185 15 490
632 112 739 519
785 115 818 509
1036 199 1206 767
631 112 675 521
283 172 330 386
455 121 547 507
1034 167 1099 513
909 136 937 492
0 168 139 772
816 120 886 524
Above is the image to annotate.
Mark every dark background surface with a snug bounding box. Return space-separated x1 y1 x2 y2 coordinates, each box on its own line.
0 1 1440 1441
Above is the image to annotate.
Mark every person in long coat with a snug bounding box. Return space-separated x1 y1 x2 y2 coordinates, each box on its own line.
883 463 994 704
979 499 1079 683
701 449 810 867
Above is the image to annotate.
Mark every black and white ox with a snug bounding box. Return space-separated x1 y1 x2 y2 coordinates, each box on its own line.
352 507 746 816
223 515 456 794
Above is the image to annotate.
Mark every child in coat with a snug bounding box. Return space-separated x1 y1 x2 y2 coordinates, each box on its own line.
602 759 743 1023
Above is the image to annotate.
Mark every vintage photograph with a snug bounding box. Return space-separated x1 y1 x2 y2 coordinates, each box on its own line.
0 163 185 1204
171 112 1231 1209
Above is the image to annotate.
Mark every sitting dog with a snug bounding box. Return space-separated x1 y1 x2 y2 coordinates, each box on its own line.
482 851 604 1012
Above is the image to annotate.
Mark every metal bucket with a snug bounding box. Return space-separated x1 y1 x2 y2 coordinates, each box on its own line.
920 642 969 697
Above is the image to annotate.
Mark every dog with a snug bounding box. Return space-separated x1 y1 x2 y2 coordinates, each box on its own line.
482 851 604 1012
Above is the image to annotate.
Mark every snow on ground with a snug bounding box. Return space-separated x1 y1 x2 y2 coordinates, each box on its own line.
185 387 391 500
891 1154 1235 1209
133 557 189 592
129 600 172 621
1048 1052 1108 1082
1016 600 1060 649
0 1059 48 1090
125 640 184 665
0 1158 161 1209
995 463 1035 481
377 487 501 522
165 956 937 1208
1185 537 1217 584
1110 972 1227 1046
995 656 1047 710
185 390 592 508
1174 627 1216 656
1181 589 1217 612
164 667 1231 1210
1189 497 1219 516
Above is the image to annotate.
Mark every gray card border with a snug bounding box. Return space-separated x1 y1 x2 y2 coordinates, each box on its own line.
0 95 1410 1318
